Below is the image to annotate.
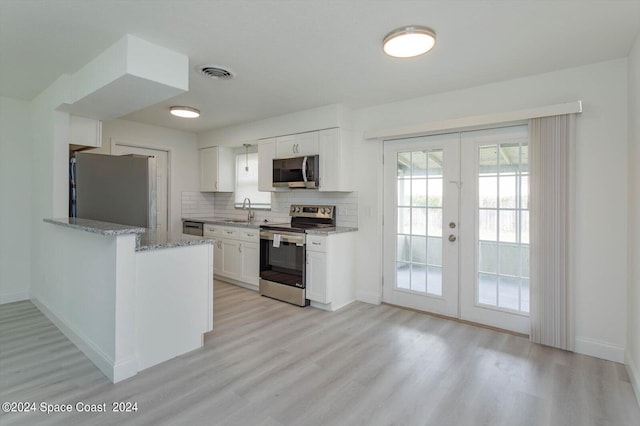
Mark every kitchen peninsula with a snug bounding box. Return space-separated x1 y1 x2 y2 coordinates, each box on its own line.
39 218 214 383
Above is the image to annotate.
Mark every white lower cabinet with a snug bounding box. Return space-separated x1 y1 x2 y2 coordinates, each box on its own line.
221 239 242 280
205 224 260 289
305 232 355 311
239 241 260 285
306 249 328 303
213 240 224 277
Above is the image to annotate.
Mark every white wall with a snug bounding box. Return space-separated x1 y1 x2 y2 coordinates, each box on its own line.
627 31 640 402
89 119 199 234
198 104 353 148
351 59 630 362
0 96 31 303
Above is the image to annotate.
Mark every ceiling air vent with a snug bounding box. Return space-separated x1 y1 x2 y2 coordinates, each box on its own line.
195 64 235 80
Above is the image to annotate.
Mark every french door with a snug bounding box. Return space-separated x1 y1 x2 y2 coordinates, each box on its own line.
383 126 530 334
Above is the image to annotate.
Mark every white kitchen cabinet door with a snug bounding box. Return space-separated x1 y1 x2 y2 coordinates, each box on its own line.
70 115 102 148
221 239 242 280
239 241 260 285
258 138 276 191
275 132 319 158
319 128 352 192
306 249 328 304
275 135 297 158
213 240 224 276
199 146 234 192
293 132 319 156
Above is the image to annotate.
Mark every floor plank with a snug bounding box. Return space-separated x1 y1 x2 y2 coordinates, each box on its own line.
0 281 638 425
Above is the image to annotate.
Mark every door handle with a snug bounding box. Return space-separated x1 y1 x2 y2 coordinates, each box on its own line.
448 235 457 242
301 156 308 183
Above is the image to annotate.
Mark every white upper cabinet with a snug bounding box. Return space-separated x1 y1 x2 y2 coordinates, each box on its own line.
70 115 102 148
275 132 319 158
258 138 276 192
199 146 234 192
318 128 352 192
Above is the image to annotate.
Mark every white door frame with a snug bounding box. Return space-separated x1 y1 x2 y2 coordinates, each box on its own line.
111 138 172 233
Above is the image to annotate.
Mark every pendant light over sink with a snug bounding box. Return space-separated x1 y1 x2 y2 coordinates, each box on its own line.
169 106 200 118
383 26 436 58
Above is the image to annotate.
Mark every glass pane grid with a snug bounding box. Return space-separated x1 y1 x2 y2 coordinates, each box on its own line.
476 142 529 314
395 149 444 296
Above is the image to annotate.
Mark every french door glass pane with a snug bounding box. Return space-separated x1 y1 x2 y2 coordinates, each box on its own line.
397 235 410 262
395 149 444 296
412 208 427 235
397 262 410 289
476 141 529 314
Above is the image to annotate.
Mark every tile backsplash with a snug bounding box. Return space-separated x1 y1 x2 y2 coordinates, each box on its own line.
181 191 358 228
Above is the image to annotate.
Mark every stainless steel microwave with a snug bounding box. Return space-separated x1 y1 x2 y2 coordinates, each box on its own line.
273 155 319 189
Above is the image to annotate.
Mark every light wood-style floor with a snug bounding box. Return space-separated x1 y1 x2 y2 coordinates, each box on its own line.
1 281 639 426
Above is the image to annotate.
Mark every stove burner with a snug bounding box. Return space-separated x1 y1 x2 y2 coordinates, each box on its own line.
260 204 336 233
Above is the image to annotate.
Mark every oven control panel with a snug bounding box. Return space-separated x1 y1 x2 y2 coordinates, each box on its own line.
289 204 334 219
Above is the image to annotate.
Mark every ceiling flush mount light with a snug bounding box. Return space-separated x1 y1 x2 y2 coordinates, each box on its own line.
169 106 200 118
383 26 436 58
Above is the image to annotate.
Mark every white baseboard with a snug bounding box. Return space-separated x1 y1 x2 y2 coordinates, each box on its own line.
31 296 137 383
575 336 625 363
215 276 258 292
0 290 30 305
356 289 381 305
626 351 640 408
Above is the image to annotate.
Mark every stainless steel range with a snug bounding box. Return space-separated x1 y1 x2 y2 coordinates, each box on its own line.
259 205 335 306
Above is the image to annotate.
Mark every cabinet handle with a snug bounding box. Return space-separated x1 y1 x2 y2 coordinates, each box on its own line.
312 241 321 245
306 253 309 264
239 244 242 253
215 181 218 190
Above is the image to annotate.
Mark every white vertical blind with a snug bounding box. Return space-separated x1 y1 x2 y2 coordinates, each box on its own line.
529 114 575 350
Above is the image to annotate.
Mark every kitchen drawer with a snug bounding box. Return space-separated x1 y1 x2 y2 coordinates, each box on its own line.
306 235 326 252
236 229 260 243
203 224 224 237
219 227 239 239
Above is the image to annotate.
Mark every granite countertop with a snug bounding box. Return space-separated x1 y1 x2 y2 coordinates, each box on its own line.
137 229 214 252
305 227 358 235
44 218 145 235
182 217 261 229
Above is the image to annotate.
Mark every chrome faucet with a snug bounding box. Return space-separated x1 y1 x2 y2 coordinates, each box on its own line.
242 197 254 222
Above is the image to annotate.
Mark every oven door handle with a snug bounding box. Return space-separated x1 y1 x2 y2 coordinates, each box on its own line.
260 231 305 245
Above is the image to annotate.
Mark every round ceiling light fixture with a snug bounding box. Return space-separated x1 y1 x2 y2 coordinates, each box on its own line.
383 25 436 58
169 106 200 118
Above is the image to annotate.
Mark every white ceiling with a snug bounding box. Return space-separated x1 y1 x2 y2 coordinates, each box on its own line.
2 1 640 133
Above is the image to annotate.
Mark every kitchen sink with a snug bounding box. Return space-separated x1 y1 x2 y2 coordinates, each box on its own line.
217 219 251 224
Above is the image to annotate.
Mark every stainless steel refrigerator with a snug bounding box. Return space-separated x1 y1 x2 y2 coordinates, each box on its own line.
70 152 157 228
